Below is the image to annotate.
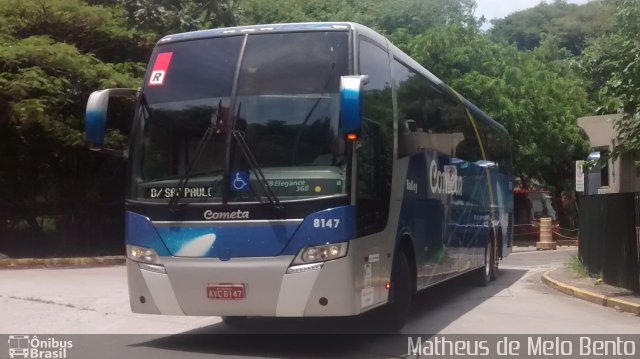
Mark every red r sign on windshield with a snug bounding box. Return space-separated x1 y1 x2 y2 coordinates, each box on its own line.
148 52 173 86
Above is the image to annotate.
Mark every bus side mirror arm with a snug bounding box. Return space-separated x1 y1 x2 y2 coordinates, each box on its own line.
87 145 128 158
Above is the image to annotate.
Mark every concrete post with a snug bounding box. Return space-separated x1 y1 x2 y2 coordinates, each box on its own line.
536 217 557 250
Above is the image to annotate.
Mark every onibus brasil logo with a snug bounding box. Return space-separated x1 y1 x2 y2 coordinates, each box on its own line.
8 335 72 359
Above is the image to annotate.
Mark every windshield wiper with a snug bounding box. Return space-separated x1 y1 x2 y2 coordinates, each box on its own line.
169 100 224 211
231 129 282 209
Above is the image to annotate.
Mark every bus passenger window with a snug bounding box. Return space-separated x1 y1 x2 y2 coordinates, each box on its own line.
357 38 393 236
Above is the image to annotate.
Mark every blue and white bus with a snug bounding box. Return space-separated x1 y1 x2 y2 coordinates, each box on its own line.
85 22 513 329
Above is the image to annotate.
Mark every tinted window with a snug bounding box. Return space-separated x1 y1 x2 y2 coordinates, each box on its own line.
393 59 481 161
230 31 350 201
238 32 348 96
474 114 512 175
131 33 350 203
135 36 243 192
144 36 243 104
357 38 393 235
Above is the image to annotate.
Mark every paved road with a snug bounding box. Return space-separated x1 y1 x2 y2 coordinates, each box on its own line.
1 247 638 358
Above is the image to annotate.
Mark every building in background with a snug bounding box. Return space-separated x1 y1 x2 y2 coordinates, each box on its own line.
577 114 640 195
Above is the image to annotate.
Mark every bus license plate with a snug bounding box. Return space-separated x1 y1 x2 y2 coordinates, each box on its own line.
207 284 245 300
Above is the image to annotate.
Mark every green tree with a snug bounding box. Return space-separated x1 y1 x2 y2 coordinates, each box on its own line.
490 0 613 55
238 0 477 35
581 0 640 168
3 0 154 64
0 0 142 252
117 0 240 34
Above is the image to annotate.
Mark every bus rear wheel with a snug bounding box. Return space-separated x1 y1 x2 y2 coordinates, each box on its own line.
490 237 499 282
474 240 494 286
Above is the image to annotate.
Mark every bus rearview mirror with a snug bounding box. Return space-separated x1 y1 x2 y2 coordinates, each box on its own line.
340 75 368 136
85 88 137 155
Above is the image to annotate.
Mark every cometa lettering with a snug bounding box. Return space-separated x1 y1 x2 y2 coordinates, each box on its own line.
429 160 463 196
203 210 250 220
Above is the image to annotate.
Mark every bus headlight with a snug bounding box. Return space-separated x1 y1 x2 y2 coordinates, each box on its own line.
127 244 162 265
292 242 348 265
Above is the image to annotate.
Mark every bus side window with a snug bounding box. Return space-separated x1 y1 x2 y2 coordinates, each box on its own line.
357 38 393 236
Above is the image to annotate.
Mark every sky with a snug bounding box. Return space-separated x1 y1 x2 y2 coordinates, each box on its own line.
474 0 592 29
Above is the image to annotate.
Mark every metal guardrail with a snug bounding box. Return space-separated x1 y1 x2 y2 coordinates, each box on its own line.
513 223 580 240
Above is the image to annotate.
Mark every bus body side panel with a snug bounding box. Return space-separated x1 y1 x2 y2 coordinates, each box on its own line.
396 154 455 288
348 154 411 313
345 28 396 313
394 151 494 291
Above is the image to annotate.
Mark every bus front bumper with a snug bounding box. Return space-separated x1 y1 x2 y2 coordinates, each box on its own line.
127 255 361 317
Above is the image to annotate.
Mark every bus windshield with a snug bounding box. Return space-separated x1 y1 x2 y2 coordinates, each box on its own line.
130 31 350 203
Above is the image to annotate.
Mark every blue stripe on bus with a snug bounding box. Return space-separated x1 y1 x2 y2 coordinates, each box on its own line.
155 224 297 259
125 206 356 259
282 205 356 255
126 211 171 256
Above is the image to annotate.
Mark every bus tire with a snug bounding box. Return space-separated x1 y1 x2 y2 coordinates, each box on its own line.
490 235 499 282
474 239 493 286
383 251 412 330
221 316 247 327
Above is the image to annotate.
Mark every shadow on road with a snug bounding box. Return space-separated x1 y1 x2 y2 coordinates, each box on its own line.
132 268 527 358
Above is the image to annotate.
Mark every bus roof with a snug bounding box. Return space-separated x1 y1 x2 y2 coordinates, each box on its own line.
157 22 359 45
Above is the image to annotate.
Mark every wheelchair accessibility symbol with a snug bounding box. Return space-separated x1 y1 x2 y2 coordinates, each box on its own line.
231 171 249 192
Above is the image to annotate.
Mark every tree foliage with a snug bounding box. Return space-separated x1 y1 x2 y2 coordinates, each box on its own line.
118 0 239 34
490 0 613 55
0 0 142 251
239 0 477 36
581 0 640 167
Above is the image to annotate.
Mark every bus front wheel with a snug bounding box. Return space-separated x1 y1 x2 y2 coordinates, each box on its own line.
382 251 413 330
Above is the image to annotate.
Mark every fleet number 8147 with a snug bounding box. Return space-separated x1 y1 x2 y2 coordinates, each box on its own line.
313 218 340 228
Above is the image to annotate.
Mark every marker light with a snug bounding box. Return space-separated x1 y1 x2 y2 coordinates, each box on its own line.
292 242 349 265
286 263 323 274
138 262 166 274
127 244 162 265
345 133 359 141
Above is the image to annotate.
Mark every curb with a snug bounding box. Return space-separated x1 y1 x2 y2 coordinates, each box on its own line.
513 239 578 247
0 256 125 268
542 271 640 316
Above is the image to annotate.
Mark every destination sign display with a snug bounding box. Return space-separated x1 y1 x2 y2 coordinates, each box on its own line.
142 178 344 199
146 187 215 199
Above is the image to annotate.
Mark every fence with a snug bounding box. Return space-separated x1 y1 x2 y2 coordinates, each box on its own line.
578 192 639 292
0 203 125 258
